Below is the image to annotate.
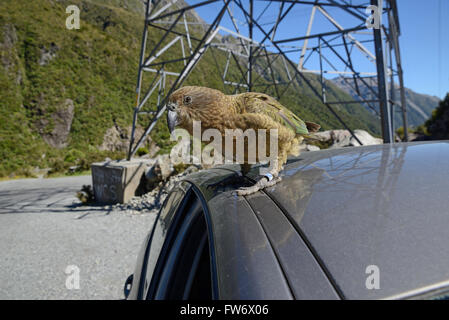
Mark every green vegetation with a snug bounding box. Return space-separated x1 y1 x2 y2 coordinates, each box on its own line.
425 93 449 139
136 147 149 157
0 0 381 178
396 125 429 141
396 93 448 140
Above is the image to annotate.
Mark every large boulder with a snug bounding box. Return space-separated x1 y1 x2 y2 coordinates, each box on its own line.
310 129 382 149
312 130 333 142
37 99 75 149
329 129 383 148
99 125 159 156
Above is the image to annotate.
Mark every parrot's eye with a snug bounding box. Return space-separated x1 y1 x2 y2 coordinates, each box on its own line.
183 96 192 105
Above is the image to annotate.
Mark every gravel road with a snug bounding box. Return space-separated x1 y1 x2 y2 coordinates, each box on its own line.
0 175 157 300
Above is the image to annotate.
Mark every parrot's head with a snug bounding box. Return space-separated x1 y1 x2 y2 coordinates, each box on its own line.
165 86 226 134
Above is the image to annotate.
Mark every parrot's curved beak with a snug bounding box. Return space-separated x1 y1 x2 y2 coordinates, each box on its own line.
166 102 179 133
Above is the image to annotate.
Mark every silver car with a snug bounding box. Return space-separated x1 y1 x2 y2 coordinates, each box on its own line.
125 141 449 300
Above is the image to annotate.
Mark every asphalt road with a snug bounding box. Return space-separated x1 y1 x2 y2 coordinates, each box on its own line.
0 175 157 300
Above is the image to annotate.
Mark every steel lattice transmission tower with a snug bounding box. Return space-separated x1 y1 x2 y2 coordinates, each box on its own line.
127 0 408 160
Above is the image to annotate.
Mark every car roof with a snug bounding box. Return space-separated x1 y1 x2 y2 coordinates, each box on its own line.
253 141 449 299
184 141 449 299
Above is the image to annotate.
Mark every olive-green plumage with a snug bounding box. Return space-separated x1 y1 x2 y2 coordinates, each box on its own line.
166 86 320 177
232 92 310 135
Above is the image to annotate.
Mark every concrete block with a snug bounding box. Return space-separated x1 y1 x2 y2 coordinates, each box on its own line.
91 160 147 204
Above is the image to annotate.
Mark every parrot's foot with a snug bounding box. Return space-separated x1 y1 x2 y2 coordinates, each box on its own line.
235 176 282 196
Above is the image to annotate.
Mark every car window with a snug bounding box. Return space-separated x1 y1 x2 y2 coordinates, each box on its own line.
142 182 191 297
151 199 212 300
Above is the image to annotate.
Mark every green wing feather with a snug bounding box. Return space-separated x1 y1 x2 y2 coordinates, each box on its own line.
240 93 309 135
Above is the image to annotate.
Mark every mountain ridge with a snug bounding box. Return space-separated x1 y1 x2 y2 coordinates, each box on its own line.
331 76 440 129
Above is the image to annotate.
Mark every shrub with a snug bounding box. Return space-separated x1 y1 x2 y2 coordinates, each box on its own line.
136 147 149 156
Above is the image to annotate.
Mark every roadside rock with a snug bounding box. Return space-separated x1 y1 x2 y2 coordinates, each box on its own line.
312 130 332 142
305 144 320 152
99 124 132 153
310 129 382 149
299 144 321 152
113 165 198 215
99 125 159 156
330 130 352 145
301 129 382 150
329 129 383 148
144 154 174 190
37 99 75 149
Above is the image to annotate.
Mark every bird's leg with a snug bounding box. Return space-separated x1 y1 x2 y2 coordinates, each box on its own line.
235 159 282 196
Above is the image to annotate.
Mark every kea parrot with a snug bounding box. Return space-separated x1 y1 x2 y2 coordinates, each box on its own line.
166 86 320 195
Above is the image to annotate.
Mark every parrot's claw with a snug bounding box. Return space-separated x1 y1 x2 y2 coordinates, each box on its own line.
235 176 282 196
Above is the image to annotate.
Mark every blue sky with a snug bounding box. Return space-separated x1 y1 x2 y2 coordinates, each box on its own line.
186 0 448 99
398 0 448 99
